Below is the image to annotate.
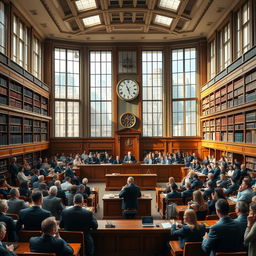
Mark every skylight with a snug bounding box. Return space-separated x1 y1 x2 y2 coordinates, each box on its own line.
83 15 101 27
154 14 173 27
75 0 97 12
159 0 181 11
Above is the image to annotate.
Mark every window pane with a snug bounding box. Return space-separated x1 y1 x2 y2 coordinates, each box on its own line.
90 50 112 137
0 1 6 54
142 51 163 137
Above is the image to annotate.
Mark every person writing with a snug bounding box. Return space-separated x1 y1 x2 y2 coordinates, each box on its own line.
119 177 141 219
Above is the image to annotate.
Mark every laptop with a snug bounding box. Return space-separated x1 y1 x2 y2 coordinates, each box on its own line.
142 216 154 227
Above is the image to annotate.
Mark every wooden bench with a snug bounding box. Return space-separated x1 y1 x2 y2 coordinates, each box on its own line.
169 241 208 256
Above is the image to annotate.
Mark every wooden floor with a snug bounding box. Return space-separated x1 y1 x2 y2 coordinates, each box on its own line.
91 182 167 220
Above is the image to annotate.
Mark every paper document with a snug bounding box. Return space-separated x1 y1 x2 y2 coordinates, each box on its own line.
161 222 172 229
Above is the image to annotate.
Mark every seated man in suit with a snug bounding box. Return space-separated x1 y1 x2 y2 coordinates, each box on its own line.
123 151 136 163
202 199 244 255
113 155 122 164
0 200 17 242
61 177 73 191
16 190 51 231
82 178 91 197
236 178 253 203
234 201 248 235
0 222 17 256
181 181 194 203
224 178 239 196
203 181 215 200
30 217 73 256
42 186 64 220
32 175 45 189
119 176 141 219
60 194 98 256
166 183 181 200
65 163 79 185
7 188 28 215
55 180 68 206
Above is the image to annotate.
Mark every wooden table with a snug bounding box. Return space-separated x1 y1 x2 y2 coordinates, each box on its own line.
15 242 81 255
92 219 169 256
77 164 185 182
102 194 152 219
155 187 165 210
105 173 157 190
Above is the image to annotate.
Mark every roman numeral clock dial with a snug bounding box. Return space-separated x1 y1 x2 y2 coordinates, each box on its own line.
117 79 139 101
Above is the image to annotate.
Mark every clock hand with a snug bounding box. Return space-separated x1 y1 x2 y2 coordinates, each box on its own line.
126 85 130 94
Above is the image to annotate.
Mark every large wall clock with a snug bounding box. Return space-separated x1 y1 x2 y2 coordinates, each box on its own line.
120 112 137 128
117 79 139 101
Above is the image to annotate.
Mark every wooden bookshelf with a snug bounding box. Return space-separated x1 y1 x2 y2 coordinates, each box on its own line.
0 74 49 117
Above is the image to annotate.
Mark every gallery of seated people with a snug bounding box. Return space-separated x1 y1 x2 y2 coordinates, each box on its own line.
0 0 256 255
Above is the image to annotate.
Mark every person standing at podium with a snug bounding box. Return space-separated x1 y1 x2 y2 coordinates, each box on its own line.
123 151 136 163
119 176 141 219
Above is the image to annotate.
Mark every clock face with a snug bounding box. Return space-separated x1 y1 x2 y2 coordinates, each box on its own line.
117 79 139 101
120 112 136 128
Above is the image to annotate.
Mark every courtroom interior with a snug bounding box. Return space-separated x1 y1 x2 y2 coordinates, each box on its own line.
0 0 256 255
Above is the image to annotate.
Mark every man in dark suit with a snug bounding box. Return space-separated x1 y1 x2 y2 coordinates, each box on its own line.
29 217 73 256
0 222 17 255
60 194 98 256
166 183 181 199
181 181 194 202
32 175 45 189
16 190 51 231
30 169 39 186
65 163 79 185
113 155 122 164
55 180 68 206
202 199 244 256
123 151 136 163
42 186 64 220
82 178 91 197
9 157 19 186
119 176 141 219
234 201 248 235
7 188 28 215
0 200 17 242
232 163 241 183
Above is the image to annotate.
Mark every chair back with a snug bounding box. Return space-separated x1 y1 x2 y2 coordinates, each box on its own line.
206 214 219 220
59 230 84 256
183 242 208 256
23 253 56 256
6 213 19 220
18 230 42 242
166 198 183 205
216 252 248 256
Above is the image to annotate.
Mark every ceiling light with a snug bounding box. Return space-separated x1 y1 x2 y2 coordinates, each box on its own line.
154 14 173 27
83 15 101 27
75 0 96 12
159 0 180 11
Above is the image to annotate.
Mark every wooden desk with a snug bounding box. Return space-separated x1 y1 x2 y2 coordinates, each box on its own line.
102 194 152 219
91 187 99 208
92 219 169 256
105 173 157 190
15 242 81 256
78 164 185 182
155 187 165 210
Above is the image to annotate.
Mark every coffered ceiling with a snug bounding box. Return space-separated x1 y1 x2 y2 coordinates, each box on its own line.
12 0 240 42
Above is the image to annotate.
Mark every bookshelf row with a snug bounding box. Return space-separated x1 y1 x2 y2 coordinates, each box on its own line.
0 75 48 116
202 69 256 116
202 110 256 144
0 150 47 178
0 113 48 146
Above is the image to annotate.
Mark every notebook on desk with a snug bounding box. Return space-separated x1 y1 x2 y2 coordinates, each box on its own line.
142 216 154 227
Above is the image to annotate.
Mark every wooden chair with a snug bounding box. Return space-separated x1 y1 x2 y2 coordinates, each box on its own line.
169 240 183 256
22 253 56 256
59 230 84 256
216 252 248 256
206 214 219 220
18 230 42 242
6 213 19 220
183 242 208 256
166 198 184 206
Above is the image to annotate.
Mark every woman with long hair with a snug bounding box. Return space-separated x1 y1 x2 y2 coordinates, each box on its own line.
189 190 208 220
208 188 226 214
165 177 178 193
170 209 206 248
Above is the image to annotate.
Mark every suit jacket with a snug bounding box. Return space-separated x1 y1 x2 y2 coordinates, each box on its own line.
42 195 64 219
119 184 141 209
30 175 39 185
123 155 136 163
84 185 91 197
113 160 122 164
0 213 17 242
0 244 17 256
166 190 181 200
181 188 194 198
10 163 19 176
202 216 243 256
29 234 73 256
57 188 67 206
225 183 239 196
237 189 253 203
16 206 51 231
171 223 206 248
234 214 248 235
60 206 98 233
65 168 75 179
191 179 203 189
7 197 28 215
232 168 241 182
